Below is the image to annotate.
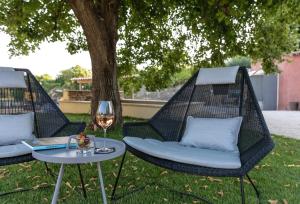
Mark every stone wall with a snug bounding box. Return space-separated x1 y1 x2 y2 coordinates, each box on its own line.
62 90 92 101
59 99 166 119
61 90 125 101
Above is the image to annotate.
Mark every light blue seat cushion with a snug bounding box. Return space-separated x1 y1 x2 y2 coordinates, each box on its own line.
123 137 241 169
0 143 32 158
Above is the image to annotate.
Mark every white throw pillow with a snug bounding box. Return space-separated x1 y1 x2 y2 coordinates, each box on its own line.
0 112 34 145
180 116 243 152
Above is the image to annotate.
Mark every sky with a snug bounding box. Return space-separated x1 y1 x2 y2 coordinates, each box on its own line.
0 32 91 78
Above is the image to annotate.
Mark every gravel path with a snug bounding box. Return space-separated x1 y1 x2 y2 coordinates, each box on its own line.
262 111 300 140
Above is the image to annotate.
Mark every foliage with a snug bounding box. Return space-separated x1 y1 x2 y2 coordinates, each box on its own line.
0 0 85 56
120 67 194 94
35 74 58 92
170 67 194 87
56 65 91 90
118 64 142 96
118 0 300 80
225 56 251 68
0 0 299 89
35 66 91 92
35 73 53 82
247 0 300 73
0 114 299 203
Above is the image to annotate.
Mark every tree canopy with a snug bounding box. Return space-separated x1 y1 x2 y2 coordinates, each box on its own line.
56 65 91 89
226 56 251 68
0 0 299 92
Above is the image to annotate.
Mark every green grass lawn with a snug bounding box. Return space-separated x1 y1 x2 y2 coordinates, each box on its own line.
0 114 299 204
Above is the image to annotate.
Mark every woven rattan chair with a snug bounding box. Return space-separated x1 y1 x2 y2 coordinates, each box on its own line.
0 67 86 196
112 66 274 203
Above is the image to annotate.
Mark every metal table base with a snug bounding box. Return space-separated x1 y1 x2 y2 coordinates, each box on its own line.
51 162 107 204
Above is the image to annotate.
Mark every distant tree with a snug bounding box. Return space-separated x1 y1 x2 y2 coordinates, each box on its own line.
139 66 194 92
36 74 53 82
56 65 91 89
226 56 251 68
36 74 57 92
119 72 142 97
170 67 194 87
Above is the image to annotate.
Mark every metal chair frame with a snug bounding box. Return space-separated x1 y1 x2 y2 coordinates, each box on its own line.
111 67 274 203
0 68 87 198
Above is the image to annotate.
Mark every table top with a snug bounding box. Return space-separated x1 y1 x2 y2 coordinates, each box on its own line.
32 137 126 164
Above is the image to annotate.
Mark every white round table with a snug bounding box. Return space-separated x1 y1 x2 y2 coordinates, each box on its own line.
32 137 126 204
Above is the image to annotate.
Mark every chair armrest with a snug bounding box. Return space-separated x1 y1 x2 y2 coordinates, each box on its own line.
54 122 86 137
240 137 274 171
123 121 163 140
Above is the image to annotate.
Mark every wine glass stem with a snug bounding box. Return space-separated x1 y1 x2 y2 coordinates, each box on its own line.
103 128 107 148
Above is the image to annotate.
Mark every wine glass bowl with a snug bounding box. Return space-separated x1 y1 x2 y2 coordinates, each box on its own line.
96 114 114 129
95 101 115 153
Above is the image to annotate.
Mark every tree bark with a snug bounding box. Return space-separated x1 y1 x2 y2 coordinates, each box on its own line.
68 0 122 125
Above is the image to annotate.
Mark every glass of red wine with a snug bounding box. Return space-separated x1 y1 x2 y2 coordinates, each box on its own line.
95 100 115 153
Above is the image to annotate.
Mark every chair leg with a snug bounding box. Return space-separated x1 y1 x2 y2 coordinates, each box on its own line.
0 163 50 197
77 164 87 199
110 150 212 203
0 185 49 197
240 176 245 204
246 174 260 202
44 162 56 179
111 151 127 200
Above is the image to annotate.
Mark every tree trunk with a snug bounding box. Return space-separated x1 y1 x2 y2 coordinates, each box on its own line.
68 0 122 125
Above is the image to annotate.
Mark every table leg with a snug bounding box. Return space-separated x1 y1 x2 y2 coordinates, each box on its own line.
51 164 64 204
97 162 107 204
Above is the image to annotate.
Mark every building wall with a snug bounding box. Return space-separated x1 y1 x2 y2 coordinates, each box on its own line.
250 75 263 105
250 74 278 110
252 53 300 110
59 99 165 119
262 75 278 110
278 54 300 110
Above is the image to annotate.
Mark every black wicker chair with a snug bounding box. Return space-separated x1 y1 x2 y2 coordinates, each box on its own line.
112 67 274 203
0 67 86 196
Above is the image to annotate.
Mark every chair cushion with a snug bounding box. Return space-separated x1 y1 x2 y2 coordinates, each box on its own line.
124 137 241 169
196 66 239 85
180 116 242 152
0 70 27 88
0 67 15 72
0 143 32 158
0 112 35 145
